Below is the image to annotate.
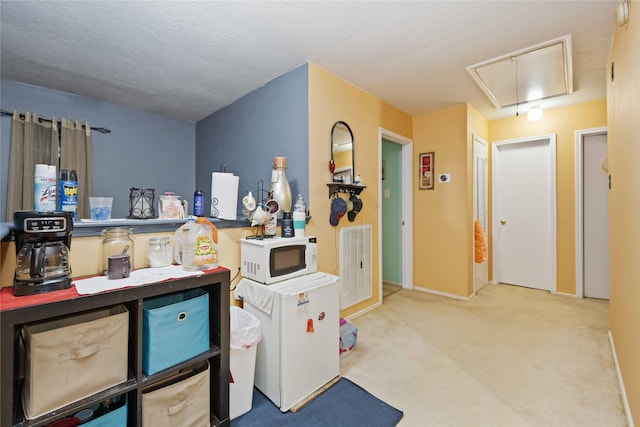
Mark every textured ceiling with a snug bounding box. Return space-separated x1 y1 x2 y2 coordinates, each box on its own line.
0 1 618 122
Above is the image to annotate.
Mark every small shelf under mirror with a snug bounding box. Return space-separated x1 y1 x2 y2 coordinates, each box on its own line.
327 183 366 198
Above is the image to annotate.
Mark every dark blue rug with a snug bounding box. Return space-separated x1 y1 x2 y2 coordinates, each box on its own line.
231 378 403 427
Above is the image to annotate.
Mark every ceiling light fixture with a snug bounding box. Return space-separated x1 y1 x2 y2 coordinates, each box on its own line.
617 0 630 28
527 106 544 122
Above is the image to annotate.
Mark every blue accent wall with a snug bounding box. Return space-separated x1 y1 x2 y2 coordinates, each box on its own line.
0 79 195 220
195 64 309 218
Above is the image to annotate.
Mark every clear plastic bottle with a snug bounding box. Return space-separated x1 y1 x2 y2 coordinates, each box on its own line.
293 194 306 238
174 217 196 265
294 194 306 212
183 217 219 271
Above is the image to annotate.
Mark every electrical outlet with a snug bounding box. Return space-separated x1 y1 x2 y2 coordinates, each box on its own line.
438 173 451 183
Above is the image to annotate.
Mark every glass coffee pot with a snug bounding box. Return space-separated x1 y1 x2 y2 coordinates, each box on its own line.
15 242 70 282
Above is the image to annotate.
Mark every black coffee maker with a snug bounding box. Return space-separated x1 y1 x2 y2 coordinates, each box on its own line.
13 211 73 296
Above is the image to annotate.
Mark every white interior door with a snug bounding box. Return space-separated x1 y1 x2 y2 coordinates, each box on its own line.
473 135 488 294
492 135 556 292
583 133 609 299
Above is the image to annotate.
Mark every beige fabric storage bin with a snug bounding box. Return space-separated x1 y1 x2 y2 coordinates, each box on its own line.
22 305 129 420
142 360 210 427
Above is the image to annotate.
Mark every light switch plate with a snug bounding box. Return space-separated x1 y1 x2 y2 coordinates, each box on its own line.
438 173 451 183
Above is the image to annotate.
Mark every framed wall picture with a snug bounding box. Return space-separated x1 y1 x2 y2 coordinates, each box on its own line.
419 152 434 190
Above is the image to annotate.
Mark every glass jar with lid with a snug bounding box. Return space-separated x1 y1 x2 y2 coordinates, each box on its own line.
147 236 172 268
101 227 135 275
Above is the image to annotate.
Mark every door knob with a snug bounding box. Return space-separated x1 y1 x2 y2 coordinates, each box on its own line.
500 219 507 225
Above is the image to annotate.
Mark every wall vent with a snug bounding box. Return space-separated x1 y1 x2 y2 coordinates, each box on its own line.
340 224 372 309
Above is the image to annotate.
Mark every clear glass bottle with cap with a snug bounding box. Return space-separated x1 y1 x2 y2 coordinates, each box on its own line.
101 227 135 275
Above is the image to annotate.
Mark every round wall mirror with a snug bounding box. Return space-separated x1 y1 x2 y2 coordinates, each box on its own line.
330 121 354 181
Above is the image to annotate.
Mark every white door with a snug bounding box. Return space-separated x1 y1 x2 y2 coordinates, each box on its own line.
583 133 609 299
492 135 556 292
473 135 489 294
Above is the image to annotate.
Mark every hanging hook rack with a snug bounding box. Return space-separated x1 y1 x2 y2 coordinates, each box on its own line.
327 183 366 198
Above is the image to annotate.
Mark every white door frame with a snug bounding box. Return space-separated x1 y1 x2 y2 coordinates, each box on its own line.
492 134 557 293
472 134 489 295
378 128 413 304
575 127 608 298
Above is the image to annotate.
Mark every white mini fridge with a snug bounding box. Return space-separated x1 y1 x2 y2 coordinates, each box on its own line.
242 272 340 412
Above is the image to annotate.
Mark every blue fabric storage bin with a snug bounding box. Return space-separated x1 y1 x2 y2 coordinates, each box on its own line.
83 400 127 427
143 288 210 375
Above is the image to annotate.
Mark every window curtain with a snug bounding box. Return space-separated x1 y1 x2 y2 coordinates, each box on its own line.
60 118 93 219
6 111 58 221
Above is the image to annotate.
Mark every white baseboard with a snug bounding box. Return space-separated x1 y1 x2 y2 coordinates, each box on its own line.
555 291 580 299
413 286 470 301
382 280 403 287
346 301 382 319
609 330 635 427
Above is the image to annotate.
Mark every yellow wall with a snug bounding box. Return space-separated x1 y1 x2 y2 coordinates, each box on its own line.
413 104 470 296
488 99 607 295
411 103 487 298
607 9 640 424
307 63 412 317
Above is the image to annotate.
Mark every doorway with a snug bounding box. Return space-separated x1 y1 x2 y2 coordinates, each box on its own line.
378 128 413 303
575 127 609 299
473 135 489 294
382 139 403 297
492 134 557 292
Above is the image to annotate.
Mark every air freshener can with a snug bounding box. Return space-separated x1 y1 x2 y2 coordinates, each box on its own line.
34 164 57 212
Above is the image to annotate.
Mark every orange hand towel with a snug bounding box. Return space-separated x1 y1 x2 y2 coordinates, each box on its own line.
474 220 487 264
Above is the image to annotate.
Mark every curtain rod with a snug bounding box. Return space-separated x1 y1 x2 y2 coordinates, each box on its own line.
0 109 111 134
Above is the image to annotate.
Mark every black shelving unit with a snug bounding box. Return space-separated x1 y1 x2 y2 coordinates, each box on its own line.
0 268 231 427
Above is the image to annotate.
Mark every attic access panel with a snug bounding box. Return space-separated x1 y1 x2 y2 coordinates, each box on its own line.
467 35 573 109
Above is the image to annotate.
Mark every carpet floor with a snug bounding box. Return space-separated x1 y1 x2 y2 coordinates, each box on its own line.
340 284 628 427
231 378 403 426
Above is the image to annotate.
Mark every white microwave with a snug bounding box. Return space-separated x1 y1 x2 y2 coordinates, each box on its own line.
240 236 318 284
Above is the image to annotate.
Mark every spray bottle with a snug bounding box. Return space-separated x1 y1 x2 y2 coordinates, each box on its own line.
58 169 78 220
34 164 57 212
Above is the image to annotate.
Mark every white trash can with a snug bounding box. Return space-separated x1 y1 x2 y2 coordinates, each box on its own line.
229 306 262 420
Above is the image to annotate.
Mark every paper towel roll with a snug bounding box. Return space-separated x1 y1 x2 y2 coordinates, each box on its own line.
211 172 239 220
